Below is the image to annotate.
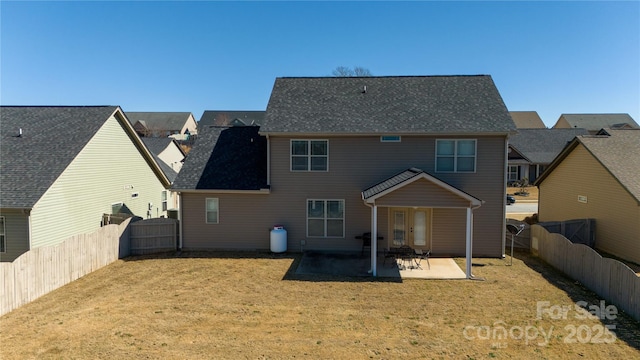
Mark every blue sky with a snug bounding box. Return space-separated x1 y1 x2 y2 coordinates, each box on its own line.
1 1 638 127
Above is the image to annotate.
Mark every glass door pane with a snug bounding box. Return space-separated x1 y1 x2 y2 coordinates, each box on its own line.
413 210 426 246
393 211 405 246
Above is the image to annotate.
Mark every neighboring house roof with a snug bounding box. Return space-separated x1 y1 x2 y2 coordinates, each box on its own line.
0 106 170 209
261 75 516 134
141 138 180 183
509 111 546 129
535 129 640 203
172 126 268 191
141 137 185 158
125 112 194 133
361 167 482 206
509 128 589 164
199 110 266 127
553 114 638 131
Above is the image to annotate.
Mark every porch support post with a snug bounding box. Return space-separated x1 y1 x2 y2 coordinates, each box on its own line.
371 205 378 277
465 207 473 279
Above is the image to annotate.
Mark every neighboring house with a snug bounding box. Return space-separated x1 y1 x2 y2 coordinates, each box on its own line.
173 75 516 277
126 112 198 139
0 106 173 262
141 137 186 173
198 110 266 129
140 137 182 212
507 128 589 184
534 129 640 265
509 111 546 129
553 113 638 134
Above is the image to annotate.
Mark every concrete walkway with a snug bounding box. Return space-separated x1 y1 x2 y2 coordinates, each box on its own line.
296 252 467 279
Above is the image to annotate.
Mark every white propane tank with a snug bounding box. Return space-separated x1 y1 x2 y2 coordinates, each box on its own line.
270 225 287 253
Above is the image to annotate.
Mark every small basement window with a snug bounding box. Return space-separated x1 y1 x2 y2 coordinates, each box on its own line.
380 135 401 142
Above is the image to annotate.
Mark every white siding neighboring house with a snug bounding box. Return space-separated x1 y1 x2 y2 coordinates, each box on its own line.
141 137 185 173
0 106 173 262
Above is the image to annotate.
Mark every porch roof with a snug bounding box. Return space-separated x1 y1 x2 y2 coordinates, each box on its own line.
361 167 483 207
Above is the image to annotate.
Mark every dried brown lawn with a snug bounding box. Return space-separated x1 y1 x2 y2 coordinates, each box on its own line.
1 251 638 359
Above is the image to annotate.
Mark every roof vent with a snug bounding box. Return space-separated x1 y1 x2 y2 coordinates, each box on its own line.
17 128 23 137
362 85 367 94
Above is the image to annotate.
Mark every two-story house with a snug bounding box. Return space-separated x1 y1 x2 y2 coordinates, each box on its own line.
507 128 589 184
173 76 516 276
0 106 173 262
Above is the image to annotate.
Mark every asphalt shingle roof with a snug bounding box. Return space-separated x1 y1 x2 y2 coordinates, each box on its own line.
172 126 268 191
125 112 193 132
509 111 546 129
261 75 516 134
199 111 266 127
1 106 119 208
141 137 174 155
579 129 640 202
555 114 638 132
509 128 589 164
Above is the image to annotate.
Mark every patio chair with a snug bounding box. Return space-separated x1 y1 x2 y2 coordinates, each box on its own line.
414 249 431 270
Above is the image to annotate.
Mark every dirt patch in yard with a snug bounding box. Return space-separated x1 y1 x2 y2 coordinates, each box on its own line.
1 251 638 359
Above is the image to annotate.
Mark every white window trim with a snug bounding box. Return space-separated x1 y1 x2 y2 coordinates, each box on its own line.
508 165 519 181
205 198 219 224
306 199 345 238
290 139 329 172
380 135 401 142
0 216 5 253
161 191 168 211
435 139 477 173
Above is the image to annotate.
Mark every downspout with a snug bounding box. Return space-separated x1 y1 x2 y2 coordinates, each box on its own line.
25 209 32 252
502 137 509 258
266 134 271 187
178 192 183 251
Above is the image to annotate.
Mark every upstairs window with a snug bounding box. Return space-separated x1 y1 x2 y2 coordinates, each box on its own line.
291 140 328 171
436 139 477 172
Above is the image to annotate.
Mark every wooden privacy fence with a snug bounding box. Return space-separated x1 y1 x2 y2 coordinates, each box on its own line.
0 219 131 316
531 224 640 322
130 218 178 255
537 218 596 247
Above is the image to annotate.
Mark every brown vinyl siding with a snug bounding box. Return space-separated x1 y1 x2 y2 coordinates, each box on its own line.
182 135 507 256
539 145 640 264
431 208 467 255
375 178 471 208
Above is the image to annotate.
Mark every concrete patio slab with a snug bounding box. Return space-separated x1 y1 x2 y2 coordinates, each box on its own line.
295 252 467 279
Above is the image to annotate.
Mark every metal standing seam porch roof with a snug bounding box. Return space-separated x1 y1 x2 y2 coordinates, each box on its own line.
361 167 483 206
361 167 483 279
